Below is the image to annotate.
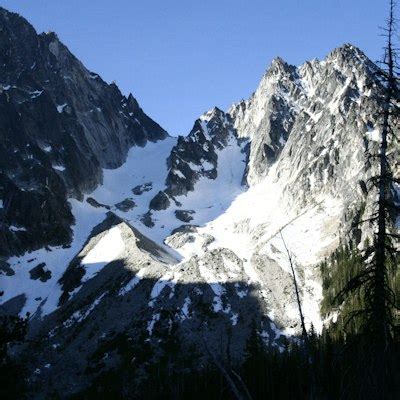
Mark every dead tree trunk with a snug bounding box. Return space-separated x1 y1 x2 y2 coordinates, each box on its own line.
279 231 309 345
368 1 398 395
279 230 317 399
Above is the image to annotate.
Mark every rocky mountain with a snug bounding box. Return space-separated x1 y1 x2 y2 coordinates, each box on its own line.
0 7 399 398
0 7 167 258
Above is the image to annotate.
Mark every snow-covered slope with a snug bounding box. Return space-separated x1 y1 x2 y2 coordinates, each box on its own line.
1 138 177 316
1 42 394 328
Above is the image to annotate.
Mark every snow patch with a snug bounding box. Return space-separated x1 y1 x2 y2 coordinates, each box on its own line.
147 313 160 335
30 90 43 99
64 292 107 327
81 226 125 282
149 270 180 305
179 296 191 320
56 103 67 113
118 268 146 296
10 225 27 232
366 127 380 142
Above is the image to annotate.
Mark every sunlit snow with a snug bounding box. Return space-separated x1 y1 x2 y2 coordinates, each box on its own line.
81 226 125 282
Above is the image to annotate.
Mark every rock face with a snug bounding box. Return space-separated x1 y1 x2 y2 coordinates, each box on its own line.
229 46 383 187
29 263 51 282
0 7 167 257
114 198 136 212
230 58 300 183
0 7 399 399
175 209 195 222
149 190 171 210
162 107 237 197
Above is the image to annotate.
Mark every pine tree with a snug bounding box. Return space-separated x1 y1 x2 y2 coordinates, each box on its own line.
335 1 399 398
366 1 399 395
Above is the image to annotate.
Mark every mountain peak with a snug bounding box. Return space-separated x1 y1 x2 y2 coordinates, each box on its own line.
40 30 60 41
199 106 225 122
327 43 368 63
271 56 287 65
0 6 18 18
0 6 36 35
264 56 297 79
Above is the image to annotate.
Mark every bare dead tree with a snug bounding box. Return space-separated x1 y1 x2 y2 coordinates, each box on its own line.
367 0 399 389
279 230 309 343
279 230 318 399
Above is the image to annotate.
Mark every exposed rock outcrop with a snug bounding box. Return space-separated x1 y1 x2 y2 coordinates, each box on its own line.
0 7 167 257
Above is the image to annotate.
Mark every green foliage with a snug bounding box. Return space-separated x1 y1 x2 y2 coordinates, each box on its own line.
320 245 365 335
320 243 399 338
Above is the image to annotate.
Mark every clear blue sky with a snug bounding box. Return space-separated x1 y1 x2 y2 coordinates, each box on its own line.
0 0 390 136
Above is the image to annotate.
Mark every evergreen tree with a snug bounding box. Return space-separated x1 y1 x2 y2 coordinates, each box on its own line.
334 1 399 397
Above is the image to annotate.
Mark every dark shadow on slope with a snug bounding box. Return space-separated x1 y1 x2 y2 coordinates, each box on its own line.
19 260 294 399
1 209 305 399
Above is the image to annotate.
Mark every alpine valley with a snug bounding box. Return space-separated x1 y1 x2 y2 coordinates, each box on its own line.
0 6 399 399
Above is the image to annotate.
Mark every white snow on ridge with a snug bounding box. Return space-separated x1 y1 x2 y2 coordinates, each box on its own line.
1 133 248 317
172 169 185 179
89 137 178 244
81 226 125 283
150 135 248 245
0 198 108 316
